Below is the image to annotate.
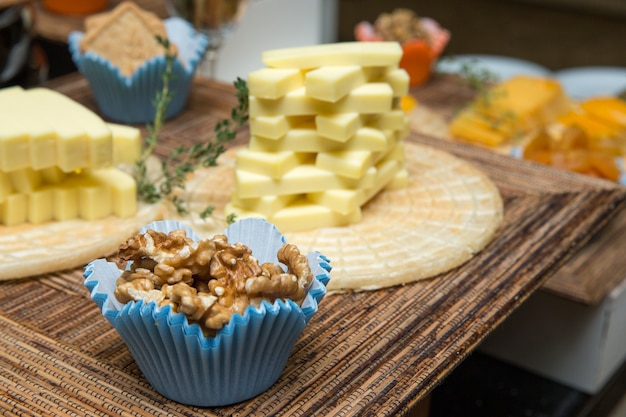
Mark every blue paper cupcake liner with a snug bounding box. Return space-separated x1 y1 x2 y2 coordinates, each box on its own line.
68 17 209 124
84 218 331 407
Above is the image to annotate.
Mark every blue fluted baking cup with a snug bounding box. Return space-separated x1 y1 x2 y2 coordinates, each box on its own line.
68 17 209 124
83 218 331 407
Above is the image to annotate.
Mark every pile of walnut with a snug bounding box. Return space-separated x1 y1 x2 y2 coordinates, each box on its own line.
373 8 431 44
114 229 313 337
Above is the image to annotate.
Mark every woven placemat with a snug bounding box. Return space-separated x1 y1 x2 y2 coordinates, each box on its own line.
2 74 621 416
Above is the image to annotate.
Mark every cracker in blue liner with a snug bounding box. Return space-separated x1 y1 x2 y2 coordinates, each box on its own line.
84 218 331 406
68 17 208 124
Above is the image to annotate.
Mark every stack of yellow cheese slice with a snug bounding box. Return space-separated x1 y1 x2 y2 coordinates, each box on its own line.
0 86 141 226
226 42 411 232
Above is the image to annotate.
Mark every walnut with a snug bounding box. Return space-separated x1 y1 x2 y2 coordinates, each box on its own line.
373 8 431 44
114 228 313 337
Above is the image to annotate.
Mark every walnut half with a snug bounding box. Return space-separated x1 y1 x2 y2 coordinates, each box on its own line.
114 229 314 337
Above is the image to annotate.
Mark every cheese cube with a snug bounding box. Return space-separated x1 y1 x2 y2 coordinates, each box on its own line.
78 180 112 221
86 168 137 218
28 188 54 224
8 168 42 193
41 166 66 184
262 42 403 69
382 68 410 97
248 68 303 99
305 66 365 102
316 150 374 179
385 168 409 190
107 122 142 165
0 193 27 226
52 186 79 221
0 171 13 203
250 116 291 139
250 83 393 117
0 120 30 172
315 112 362 142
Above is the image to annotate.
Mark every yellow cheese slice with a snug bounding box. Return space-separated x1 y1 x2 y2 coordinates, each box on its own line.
316 150 374 179
315 112 362 142
248 125 389 153
250 83 393 117
235 148 313 179
262 42 403 69
247 68 303 99
107 122 142 165
305 65 366 102
234 164 377 198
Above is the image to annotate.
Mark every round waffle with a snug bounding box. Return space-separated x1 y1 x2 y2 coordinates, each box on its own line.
170 142 504 292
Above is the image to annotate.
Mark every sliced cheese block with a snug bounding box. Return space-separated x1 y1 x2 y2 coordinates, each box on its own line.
250 83 393 117
235 148 313 179
262 42 403 69
247 68 303 99
0 86 120 173
28 88 113 171
248 126 389 153
235 164 377 198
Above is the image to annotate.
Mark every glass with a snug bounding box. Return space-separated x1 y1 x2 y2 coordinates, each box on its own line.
165 0 248 79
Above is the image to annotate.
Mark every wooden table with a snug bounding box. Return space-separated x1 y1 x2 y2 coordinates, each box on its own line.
1 73 625 416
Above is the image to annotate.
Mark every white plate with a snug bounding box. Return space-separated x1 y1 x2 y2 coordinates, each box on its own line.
435 54 551 81
553 66 626 100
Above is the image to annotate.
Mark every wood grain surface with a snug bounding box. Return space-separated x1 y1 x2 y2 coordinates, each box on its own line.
1 73 625 416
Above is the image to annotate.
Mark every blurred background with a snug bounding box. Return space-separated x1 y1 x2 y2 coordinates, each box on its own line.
2 0 626 87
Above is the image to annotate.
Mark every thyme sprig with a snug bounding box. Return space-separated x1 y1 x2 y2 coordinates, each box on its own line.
134 36 248 222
